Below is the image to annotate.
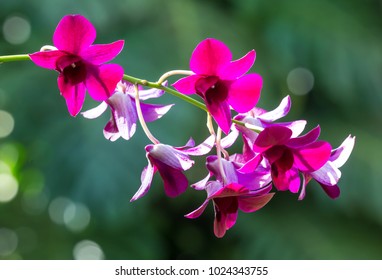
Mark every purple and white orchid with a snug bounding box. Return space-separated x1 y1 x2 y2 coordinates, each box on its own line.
29 14 124 116
186 156 274 238
82 81 173 141
299 135 356 200
173 38 263 134
131 135 216 201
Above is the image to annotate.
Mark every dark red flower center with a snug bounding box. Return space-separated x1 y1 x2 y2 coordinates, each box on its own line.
195 76 229 106
56 55 87 85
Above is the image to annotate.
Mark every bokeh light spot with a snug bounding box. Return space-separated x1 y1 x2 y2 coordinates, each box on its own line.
287 67 315 95
48 197 72 225
2 15 31 45
0 110 15 138
73 240 104 260
0 228 18 257
0 173 19 203
63 202 91 232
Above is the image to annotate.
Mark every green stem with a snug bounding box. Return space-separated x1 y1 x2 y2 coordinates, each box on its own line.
0 54 30 63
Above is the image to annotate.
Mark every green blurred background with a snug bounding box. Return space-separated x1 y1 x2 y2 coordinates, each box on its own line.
0 0 381 259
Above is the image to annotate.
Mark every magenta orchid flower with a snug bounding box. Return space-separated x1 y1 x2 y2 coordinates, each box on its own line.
299 135 356 200
173 38 263 134
186 156 274 238
131 135 215 202
29 14 124 116
82 81 173 141
253 125 332 193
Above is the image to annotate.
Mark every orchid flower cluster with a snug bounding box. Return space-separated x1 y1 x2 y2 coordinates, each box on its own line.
0 15 355 238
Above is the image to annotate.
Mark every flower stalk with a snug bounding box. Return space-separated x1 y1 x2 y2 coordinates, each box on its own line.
134 84 160 145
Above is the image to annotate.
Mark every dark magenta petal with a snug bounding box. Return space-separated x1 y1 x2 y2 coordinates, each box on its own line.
213 197 238 238
85 64 124 101
319 183 340 199
206 98 232 134
219 50 256 80
271 165 300 192
57 75 86 116
238 193 274 213
287 126 321 148
29 50 67 70
184 199 210 219
172 75 201 95
151 157 189 197
53 15 96 54
81 40 124 65
227 73 262 113
293 141 332 172
190 38 232 76
254 126 292 152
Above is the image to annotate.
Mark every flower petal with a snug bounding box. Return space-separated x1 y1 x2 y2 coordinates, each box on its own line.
184 199 210 219
81 40 124 65
293 141 332 172
135 81 168 100
221 128 239 149
219 50 256 79
254 126 292 152
238 193 274 213
107 92 137 140
257 95 291 122
147 144 194 171
141 103 174 123
151 157 189 197
213 197 238 238
57 75 86 116
311 161 341 186
206 157 238 186
172 75 201 95
130 161 156 202
191 173 211 190
227 73 262 113
272 165 300 192
81 101 108 119
319 183 340 199
190 38 232 76
287 126 321 148
53 15 96 54
183 134 215 156
206 99 232 134
103 117 121 142
85 64 124 101
330 135 356 168
29 50 67 70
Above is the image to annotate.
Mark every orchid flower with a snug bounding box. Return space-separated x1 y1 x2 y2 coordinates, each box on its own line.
173 38 262 134
299 135 356 200
82 81 173 141
29 14 124 116
131 135 215 201
253 125 332 193
186 156 274 238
